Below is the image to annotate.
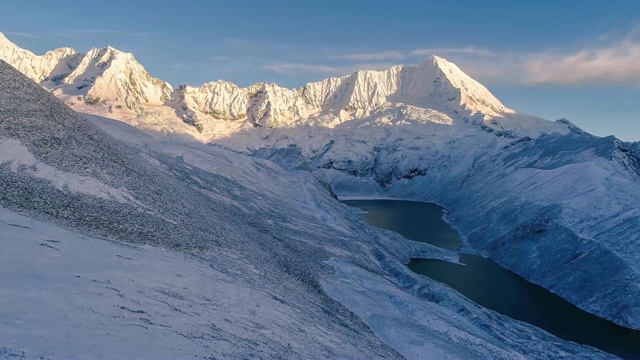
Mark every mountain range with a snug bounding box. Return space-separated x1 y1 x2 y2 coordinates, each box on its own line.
1 30 557 135
1 30 639 359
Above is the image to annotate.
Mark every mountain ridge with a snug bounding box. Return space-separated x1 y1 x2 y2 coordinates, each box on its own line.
0 31 527 134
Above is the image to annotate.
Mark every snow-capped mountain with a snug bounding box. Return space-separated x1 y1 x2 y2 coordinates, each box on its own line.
0 32 171 111
170 56 515 129
1 57 614 359
0 32 81 85
2 30 640 357
0 30 549 135
58 46 173 109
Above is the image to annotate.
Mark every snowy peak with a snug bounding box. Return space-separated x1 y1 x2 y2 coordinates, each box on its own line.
303 66 401 112
0 31 15 47
1 31 550 136
0 31 81 84
40 48 82 84
171 80 312 129
62 46 172 109
0 32 171 111
298 55 513 120
173 56 516 132
428 56 512 116
0 31 58 83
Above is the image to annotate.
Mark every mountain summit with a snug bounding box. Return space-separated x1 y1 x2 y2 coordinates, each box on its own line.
301 56 513 117
59 45 173 109
0 32 171 111
0 32 81 85
0 31 11 45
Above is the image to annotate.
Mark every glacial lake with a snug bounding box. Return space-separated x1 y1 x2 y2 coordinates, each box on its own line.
343 199 640 360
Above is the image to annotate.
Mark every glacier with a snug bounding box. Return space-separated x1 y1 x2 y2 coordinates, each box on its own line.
1 29 639 358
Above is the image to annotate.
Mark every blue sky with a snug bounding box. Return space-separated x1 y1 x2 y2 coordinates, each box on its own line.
1 0 640 141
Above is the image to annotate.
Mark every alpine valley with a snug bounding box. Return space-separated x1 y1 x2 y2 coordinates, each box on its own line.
1 31 639 359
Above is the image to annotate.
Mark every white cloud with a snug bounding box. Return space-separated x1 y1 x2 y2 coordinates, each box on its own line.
522 41 640 85
337 51 405 61
409 39 640 86
265 62 394 77
7 32 42 39
265 63 345 75
411 46 494 57
57 29 153 38
206 33 640 86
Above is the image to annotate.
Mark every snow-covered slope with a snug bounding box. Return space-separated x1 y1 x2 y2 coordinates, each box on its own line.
238 107 640 330
2 29 639 338
1 58 401 358
0 58 617 359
